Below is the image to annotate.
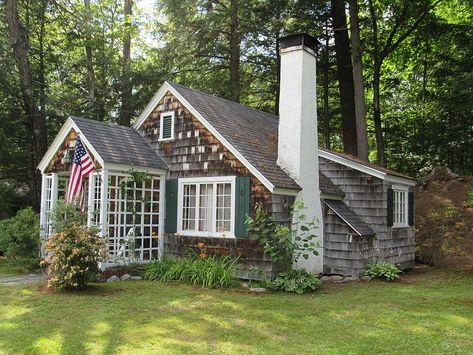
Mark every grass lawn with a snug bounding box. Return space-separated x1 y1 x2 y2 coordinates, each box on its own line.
0 268 472 354
0 257 28 276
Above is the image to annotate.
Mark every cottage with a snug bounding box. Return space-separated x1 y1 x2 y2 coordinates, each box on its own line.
38 33 416 278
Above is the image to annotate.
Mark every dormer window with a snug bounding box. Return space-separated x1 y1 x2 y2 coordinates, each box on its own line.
159 111 175 141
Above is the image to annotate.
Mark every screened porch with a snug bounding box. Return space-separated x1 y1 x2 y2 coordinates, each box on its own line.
40 170 165 264
37 116 169 265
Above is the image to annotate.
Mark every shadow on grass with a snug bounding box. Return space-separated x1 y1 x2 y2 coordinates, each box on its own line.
0 269 472 354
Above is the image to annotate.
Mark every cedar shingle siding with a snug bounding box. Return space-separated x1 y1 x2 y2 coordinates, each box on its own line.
320 156 415 276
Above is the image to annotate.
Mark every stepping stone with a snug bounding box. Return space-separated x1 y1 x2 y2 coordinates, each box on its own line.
107 275 120 282
249 287 267 293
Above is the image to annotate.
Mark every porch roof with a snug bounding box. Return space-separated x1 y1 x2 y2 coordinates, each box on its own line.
38 116 168 173
70 116 168 171
323 199 376 237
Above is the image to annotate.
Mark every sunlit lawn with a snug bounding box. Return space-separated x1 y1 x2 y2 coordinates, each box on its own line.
0 264 472 354
0 257 27 276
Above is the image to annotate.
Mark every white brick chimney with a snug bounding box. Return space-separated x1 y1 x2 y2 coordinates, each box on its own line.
277 33 323 273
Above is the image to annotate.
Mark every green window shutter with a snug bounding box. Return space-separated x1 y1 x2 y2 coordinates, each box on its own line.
165 179 178 233
387 188 394 227
408 191 414 226
234 176 250 237
162 115 173 139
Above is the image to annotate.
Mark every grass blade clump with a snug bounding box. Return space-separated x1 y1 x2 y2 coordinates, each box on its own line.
144 254 240 288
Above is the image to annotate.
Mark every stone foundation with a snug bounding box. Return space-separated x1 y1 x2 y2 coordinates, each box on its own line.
162 234 286 280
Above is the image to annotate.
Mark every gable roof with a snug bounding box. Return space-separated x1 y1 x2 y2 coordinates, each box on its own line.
134 81 415 191
167 82 301 190
71 116 167 170
38 116 167 173
324 199 376 237
134 81 300 192
319 149 414 180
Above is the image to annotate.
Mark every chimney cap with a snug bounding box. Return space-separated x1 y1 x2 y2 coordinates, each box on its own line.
278 33 318 53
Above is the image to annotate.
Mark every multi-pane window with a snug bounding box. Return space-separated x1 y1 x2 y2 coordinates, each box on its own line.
178 178 235 237
393 188 408 227
107 174 161 262
182 184 197 230
159 111 175 140
216 183 232 232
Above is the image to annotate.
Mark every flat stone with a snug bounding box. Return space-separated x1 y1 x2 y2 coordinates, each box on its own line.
320 276 331 282
130 276 142 281
249 287 267 293
361 276 373 282
241 282 249 288
121 274 131 281
329 275 343 281
107 275 120 283
333 276 360 284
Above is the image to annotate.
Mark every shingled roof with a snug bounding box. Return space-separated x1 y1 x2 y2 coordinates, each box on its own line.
167 82 301 190
324 199 376 237
71 116 167 170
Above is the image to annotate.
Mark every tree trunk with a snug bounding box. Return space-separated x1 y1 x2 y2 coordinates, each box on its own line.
331 0 357 156
229 0 240 103
368 0 385 166
38 0 47 117
372 64 385 166
120 0 133 126
323 19 331 150
349 0 368 161
84 0 97 119
6 0 47 209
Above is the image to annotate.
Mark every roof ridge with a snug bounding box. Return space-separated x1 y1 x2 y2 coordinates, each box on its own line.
70 116 136 131
166 81 280 121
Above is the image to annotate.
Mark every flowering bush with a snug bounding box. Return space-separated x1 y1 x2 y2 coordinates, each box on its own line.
42 227 107 290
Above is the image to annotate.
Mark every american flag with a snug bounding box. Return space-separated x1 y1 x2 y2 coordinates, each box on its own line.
65 136 95 208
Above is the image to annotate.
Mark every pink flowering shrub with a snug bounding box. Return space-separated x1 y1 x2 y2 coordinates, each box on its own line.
42 227 107 290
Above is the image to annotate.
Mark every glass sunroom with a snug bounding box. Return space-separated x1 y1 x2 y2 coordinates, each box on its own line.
37 116 168 265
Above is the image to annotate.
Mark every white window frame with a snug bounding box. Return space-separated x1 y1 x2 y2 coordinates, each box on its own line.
159 111 175 141
392 185 409 228
177 176 236 238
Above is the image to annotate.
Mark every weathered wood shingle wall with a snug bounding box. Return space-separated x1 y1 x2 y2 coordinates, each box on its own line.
138 92 271 208
323 206 374 276
138 91 293 271
46 128 101 173
319 157 415 272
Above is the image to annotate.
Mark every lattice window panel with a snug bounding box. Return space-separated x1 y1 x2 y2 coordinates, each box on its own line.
41 175 54 240
107 174 160 262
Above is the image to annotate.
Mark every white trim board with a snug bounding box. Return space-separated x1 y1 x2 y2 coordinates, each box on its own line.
319 150 416 186
133 81 278 193
37 117 104 173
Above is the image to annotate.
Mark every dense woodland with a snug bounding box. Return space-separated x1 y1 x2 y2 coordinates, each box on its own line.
0 0 472 216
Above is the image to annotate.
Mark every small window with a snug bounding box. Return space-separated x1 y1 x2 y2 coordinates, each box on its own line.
392 187 408 227
159 111 175 141
177 177 235 237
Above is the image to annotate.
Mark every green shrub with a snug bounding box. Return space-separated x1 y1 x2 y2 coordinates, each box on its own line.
0 207 40 269
144 255 240 288
50 200 87 233
42 227 107 290
267 269 321 294
246 201 320 264
365 262 401 281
